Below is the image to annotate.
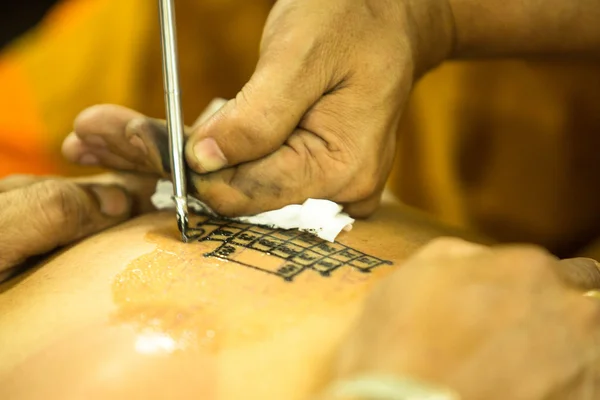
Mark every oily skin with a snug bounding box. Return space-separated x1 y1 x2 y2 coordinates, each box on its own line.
0 202 437 399
2 211 600 399
112 216 394 351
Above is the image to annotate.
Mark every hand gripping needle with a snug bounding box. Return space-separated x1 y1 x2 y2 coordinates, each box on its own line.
158 0 189 242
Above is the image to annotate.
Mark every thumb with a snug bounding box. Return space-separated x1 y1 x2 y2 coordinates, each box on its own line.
0 180 131 271
185 48 331 173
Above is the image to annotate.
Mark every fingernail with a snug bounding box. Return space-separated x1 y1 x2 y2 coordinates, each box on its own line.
193 138 227 172
88 185 131 217
79 154 99 165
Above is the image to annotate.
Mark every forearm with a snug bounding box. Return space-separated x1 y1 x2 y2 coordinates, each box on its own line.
449 0 600 58
406 0 600 74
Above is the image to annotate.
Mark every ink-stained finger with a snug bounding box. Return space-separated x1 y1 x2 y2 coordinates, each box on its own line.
65 104 192 177
124 118 172 176
69 104 145 161
74 105 157 169
0 180 132 272
187 128 347 217
74 104 146 140
62 128 135 169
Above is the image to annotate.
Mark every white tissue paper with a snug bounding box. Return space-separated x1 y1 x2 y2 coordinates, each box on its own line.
151 180 354 242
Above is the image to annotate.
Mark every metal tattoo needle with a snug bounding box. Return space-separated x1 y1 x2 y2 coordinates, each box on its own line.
158 0 189 242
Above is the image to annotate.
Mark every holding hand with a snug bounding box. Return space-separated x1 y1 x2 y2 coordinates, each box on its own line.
332 238 600 399
62 0 454 217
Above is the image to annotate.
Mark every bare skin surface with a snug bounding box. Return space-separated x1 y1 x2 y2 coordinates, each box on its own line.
0 198 473 400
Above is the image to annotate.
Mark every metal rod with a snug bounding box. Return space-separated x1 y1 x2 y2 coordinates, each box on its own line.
158 0 189 242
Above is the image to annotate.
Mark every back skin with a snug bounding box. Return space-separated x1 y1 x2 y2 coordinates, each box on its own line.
0 198 480 400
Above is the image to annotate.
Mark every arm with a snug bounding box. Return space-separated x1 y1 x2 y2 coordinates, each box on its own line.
449 0 600 57
412 0 600 72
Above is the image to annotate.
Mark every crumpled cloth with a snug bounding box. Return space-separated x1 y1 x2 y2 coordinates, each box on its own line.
151 180 354 242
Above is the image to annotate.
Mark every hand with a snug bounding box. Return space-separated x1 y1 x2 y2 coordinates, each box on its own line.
0 173 156 282
61 0 454 217
333 238 600 399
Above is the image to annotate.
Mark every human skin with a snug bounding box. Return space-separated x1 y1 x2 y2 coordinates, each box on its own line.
0 198 473 400
331 239 600 400
0 172 157 281
2 199 600 400
62 0 600 218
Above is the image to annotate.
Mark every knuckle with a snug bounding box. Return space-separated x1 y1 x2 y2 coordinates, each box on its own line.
35 180 88 237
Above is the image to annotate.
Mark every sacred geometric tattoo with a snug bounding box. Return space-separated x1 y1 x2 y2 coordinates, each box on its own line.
186 218 392 281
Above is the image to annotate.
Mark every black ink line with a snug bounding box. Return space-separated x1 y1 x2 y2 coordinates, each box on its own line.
193 218 392 282
204 253 305 281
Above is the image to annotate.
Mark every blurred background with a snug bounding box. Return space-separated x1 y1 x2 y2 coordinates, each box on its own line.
1 0 599 257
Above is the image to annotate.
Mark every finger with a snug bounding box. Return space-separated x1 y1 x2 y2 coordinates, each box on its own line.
70 172 159 215
0 175 51 193
62 105 171 176
341 187 385 218
184 10 345 173
0 180 131 271
187 128 349 216
186 121 387 218
555 258 600 291
63 104 144 161
62 132 139 171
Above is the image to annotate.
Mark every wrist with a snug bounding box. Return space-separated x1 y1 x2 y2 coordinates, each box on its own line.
400 0 456 77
